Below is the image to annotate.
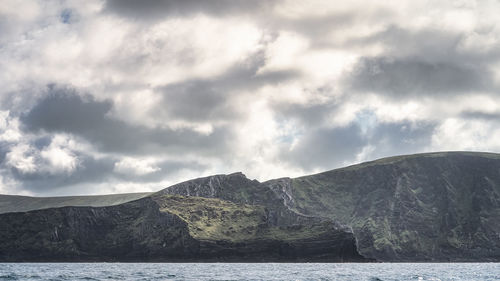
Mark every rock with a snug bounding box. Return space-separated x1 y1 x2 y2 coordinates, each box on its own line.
0 151 499 262
0 195 366 262
283 152 500 261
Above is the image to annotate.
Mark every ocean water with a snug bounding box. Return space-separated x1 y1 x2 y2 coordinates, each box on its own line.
0 263 499 281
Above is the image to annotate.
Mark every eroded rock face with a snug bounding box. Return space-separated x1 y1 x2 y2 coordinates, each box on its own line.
0 194 366 262
156 152 500 261
156 173 323 227
1 152 499 262
285 152 500 261
156 172 275 205
0 197 198 261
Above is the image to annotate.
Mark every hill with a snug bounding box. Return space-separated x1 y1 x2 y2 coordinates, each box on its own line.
0 151 499 262
0 192 152 214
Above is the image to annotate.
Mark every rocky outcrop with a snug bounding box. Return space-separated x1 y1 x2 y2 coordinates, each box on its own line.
284 152 500 261
0 194 366 262
156 172 275 205
155 172 320 228
0 197 198 261
1 151 499 262
155 152 500 261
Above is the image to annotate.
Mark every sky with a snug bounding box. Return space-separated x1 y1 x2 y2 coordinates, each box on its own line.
1 0 500 196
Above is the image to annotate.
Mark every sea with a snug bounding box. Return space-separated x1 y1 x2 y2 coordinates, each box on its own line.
0 263 499 281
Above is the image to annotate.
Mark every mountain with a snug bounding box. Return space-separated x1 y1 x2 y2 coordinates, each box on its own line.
0 151 499 262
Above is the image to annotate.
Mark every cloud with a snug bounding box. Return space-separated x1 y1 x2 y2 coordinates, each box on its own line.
0 86 231 193
11 137 81 177
2 0 500 195
104 0 278 21
21 87 233 157
0 111 22 143
113 158 207 183
342 24 500 99
39 135 79 174
366 120 436 160
459 110 500 121
0 131 109 193
280 123 365 170
114 157 161 176
6 151 116 193
0 133 207 193
346 56 493 98
279 115 435 171
5 143 37 174
353 25 500 63
275 102 336 127
156 52 299 122
350 25 464 60
431 118 500 152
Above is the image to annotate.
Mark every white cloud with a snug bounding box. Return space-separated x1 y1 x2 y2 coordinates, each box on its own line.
114 157 161 176
5 143 37 174
1 0 500 195
0 111 22 142
431 118 500 152
4 134 79 175
39 135 79 174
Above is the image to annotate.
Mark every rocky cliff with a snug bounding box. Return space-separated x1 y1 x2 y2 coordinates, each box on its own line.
279 152 500 261
1 151 499 262
0 187 363 262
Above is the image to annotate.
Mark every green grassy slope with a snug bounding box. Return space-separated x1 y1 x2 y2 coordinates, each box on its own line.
0 192 152 214
153 194 333 242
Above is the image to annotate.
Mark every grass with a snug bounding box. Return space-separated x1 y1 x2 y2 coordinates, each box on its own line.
0 192 152 214
153 194 330 242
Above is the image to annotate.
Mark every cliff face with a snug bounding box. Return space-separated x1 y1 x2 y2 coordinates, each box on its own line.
281 152 500 261
0 152 499 262
0 197 198 261
0 193 364 262
154 152 500 261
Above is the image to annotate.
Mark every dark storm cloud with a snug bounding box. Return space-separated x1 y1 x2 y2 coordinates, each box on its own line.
104 0 278 21
5 155 206 192
0 131 114 193
21 88 233 156
343 25 500 99
4 152 115 192
60 9 72 24
115 160 207 183
460 110 500 121
264 12 356 48
350 25 500 63
281 119 435 171
157 53 299 122
347 56 493 98
263 8 395 49
0 143 7 166
0 138 207 192
367 121 436 160
281 124 366 170
160 81 235 122
32 136 52 150
353 26 464 60
22 87 113 133
272 101 338 127
278 13 353 38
